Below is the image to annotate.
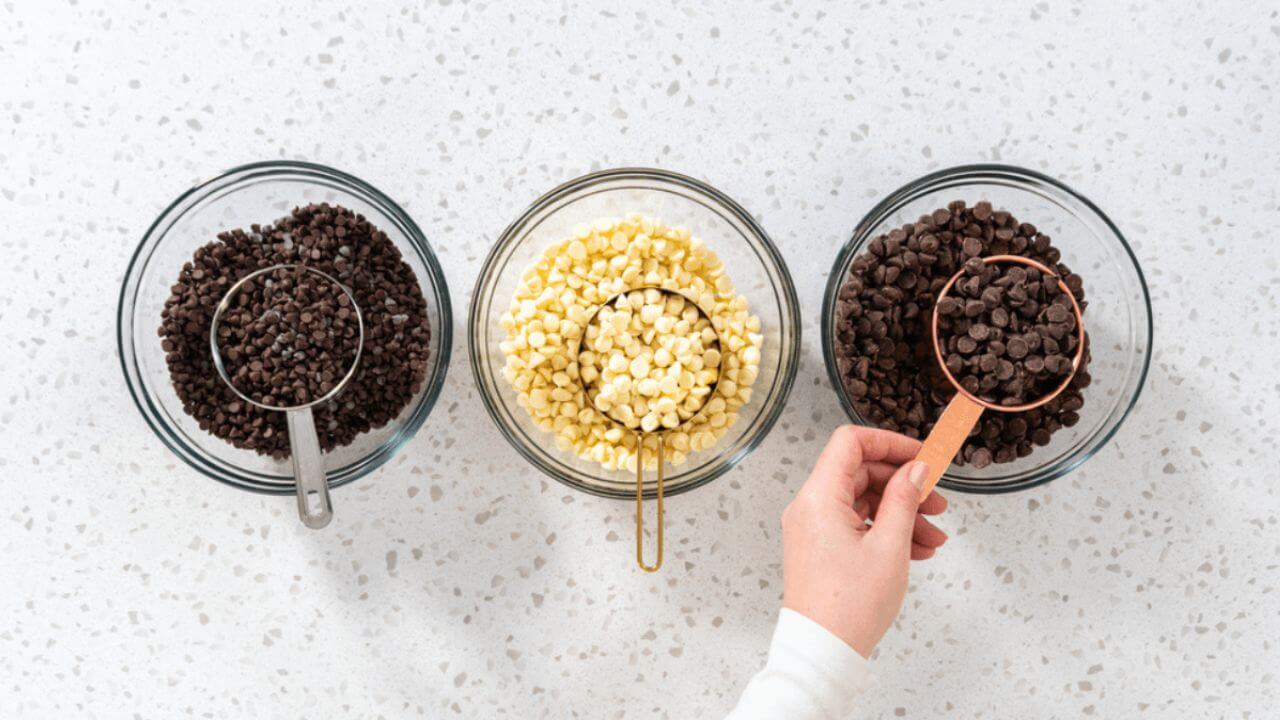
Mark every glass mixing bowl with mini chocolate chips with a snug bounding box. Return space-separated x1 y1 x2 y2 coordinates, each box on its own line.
161 203 432 459
821 165 1153 494
120 161 452 499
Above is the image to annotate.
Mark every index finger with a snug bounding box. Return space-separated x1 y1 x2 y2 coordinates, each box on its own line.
803 425 923 505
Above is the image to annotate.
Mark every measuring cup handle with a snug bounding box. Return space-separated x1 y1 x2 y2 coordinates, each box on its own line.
913 394 985 501
635 433 665 573
286 407 333 529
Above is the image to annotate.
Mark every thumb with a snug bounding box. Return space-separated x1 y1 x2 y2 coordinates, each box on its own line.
870 460 930 543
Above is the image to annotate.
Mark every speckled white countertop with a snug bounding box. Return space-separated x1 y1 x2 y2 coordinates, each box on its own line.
2 1 1277 718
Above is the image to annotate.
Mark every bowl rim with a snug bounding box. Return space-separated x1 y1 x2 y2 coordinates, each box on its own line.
468 166 802 500
820 162 1153 494
117 159 453 495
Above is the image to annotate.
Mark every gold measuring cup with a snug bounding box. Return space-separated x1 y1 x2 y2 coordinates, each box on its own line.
574 287 723 573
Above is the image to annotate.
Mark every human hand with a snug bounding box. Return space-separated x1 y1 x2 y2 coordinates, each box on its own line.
781 425 948 658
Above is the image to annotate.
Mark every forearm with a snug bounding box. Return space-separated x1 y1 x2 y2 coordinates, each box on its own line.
727 609 873 720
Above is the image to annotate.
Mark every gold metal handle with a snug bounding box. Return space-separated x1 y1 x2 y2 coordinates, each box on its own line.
634 433 665 573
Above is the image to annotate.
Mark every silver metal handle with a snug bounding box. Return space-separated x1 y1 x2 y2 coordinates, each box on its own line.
286 407 333 529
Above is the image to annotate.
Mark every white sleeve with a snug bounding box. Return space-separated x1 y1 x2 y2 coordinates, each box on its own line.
726 608 874 720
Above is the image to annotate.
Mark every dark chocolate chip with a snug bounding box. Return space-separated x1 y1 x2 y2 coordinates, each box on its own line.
970 447 994 468
996 359 1015 380
1007 337 1029 360
990 307 1009 328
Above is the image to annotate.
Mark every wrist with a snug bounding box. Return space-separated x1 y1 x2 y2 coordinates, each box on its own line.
782 599 877 659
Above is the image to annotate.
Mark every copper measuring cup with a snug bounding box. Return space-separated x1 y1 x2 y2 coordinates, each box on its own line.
575 287 723 573
913 255 1086 500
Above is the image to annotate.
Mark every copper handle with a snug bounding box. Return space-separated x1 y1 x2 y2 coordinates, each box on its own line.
913 393 985 501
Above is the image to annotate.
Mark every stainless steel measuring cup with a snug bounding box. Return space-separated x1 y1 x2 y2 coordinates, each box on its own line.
209 263 365 529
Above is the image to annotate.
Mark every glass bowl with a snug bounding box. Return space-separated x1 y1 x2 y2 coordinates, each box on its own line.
118 161 452 495
822 164 1152 494
470 168 801 499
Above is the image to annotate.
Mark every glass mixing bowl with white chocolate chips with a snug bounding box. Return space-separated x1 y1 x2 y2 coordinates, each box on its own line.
470 168 800 500
498 215 764 474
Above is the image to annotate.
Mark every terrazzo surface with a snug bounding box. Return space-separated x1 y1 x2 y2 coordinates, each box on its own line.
2 1 1278 717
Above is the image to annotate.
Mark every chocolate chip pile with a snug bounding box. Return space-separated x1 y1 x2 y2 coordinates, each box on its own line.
160 203 432 458
833 200 1091 468
214 266 362 408
935 259 1081 407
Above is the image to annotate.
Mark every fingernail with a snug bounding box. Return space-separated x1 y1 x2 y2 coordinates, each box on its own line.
908 461 930 491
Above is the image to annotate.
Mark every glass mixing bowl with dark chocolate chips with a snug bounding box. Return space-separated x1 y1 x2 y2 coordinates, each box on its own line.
821 165 1152 494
